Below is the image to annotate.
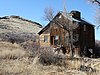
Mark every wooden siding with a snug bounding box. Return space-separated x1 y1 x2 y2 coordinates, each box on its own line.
39 33 50 47
50 23 69 46
79 24 95 56
38 12 95 57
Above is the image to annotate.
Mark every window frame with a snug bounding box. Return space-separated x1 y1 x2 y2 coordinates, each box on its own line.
44 35 48 43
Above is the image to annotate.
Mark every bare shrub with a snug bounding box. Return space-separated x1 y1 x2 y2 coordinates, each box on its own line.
20 40 40 58
95 40 100 57
38 47 66 66
80 65 96 72
0 42 33 59
0 32 40 58
0 32 39 44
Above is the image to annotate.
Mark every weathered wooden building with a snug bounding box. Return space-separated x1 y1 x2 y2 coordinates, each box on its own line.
38 10 95 57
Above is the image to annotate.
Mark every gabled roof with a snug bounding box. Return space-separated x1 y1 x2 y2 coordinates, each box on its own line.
61 11 95 26
61 11 81 22
38 23 50 35
38 11 94 35
80 18 95 26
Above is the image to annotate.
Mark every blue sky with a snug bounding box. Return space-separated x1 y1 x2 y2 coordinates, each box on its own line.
0 0 99 40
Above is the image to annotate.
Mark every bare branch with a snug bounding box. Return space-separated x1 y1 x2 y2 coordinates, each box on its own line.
95 8 100 24
43 7 55 21
88 0 100 6
87 0 100 28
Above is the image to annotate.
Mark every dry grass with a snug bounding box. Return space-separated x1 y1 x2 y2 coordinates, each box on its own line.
0 41 100 75
0 42 27 59
0 58 88 75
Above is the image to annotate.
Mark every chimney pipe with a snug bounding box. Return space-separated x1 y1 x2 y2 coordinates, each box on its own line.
70 10 81 20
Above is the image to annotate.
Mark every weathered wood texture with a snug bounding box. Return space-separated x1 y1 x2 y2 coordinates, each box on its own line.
39 33 50 47
39 11 95 57
79 24 95 56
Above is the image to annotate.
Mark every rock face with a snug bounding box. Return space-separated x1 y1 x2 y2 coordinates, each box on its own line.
0 15 42 34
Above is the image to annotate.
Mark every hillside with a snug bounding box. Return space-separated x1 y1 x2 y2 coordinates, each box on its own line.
0 15 42 34
0 15 42 43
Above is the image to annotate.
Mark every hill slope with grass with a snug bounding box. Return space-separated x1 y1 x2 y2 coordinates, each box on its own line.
0 15 42 44
0 15 42 33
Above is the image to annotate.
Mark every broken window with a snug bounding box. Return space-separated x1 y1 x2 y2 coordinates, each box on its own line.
44 36 48 43
73 34 79 42
59 15 62 19
54 35 59 45
88 49 93 54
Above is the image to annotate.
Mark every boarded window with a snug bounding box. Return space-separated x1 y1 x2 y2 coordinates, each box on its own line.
44 36 48 43
73 34 79 42
84 25 86 31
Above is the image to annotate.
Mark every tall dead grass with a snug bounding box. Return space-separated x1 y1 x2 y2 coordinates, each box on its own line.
0 41 100 75
0 42 28 59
